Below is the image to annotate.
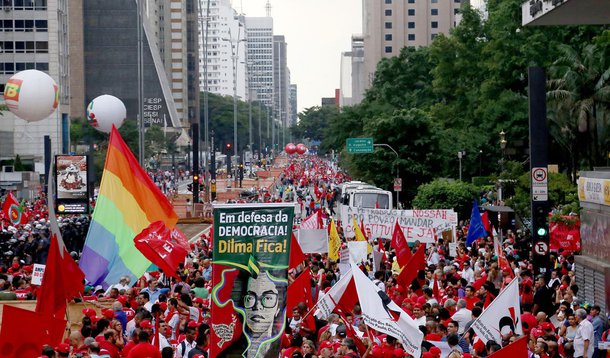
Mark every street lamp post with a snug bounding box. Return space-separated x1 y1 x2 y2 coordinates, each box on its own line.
222 31 246 185
458 151 465 181
498 130 507 204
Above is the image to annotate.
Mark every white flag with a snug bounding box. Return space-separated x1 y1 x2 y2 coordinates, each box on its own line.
296 229 329 253
351 263 423 358
470 278 522 344
300 210 322 229
347 241 368 264
314 269 353 320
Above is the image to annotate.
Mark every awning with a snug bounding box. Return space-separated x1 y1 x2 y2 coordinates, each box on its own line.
522 0 610 26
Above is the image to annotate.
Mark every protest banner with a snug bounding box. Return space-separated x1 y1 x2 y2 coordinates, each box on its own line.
210 204 294 358
32 264 45 286
340 207 458 243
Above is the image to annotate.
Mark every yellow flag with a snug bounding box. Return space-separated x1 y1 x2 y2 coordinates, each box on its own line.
328 219 341 261
353 218 373 254
353 218 366 241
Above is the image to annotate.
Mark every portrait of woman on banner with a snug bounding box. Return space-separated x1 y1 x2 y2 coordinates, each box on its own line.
221 269 288 358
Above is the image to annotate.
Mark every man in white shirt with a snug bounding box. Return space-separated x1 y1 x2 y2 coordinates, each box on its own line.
451 299 472 335
461 261 475 283
175 326 198 357
574 308 594 358
104 276 131 296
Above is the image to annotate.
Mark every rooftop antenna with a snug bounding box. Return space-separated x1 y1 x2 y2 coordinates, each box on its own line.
265 0 271 17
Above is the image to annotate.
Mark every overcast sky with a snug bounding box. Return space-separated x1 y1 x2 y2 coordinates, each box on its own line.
237 0 484 113
238 0 362 112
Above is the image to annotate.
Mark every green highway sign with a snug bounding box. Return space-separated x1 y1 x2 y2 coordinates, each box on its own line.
346 137 374 154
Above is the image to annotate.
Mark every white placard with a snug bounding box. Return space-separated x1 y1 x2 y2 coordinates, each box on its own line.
32 264 46 285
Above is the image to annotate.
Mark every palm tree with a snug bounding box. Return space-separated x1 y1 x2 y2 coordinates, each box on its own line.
547 44 610 174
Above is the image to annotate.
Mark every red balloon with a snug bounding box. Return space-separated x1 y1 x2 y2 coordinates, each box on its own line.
296 143 307 155
285 143 297 155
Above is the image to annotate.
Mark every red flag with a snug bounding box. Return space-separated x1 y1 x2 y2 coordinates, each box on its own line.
36 173 85 317
289 232 306 269
487 335 528 357
432 278 441 301
0 305 66 357
133 221 189 278
2 192 28 225
396 244 426 289
483 292 495 309
287 269 312 318
337 309 368 356
481 211 491 233
391 221 412 267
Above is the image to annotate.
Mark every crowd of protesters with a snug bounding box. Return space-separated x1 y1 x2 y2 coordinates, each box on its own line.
0 155 605 358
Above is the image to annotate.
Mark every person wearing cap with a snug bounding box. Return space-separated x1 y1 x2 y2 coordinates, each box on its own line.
318 340 335 358
104 275 131 296
412 304 426 327
55 343 70 357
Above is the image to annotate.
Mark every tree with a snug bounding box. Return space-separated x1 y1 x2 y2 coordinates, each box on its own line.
548 44 610 175
345 109 441 205
412 179 479 219
291 106 337 145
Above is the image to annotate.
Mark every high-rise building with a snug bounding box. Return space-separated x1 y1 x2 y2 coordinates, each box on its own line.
340 35 365 107
273 35 289 133
244 16 274 108
199 0 246 99
289 84 298 126
82 0 182 129
0 0 70 161
363 0 461 90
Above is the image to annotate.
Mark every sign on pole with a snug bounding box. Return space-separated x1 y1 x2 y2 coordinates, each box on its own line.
346 138 374 154
393 178 402 192
531 167 548 201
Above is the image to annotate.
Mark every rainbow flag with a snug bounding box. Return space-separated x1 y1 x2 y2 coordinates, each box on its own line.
79 126 178 288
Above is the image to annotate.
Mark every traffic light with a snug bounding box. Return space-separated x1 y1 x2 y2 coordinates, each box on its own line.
226 143 232 152
193 174 199 183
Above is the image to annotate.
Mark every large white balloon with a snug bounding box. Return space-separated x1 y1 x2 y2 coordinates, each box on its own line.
86 95 127 133
3 70 58 122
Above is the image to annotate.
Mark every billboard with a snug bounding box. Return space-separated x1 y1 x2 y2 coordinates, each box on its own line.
55 155 89 214
210 204 294 358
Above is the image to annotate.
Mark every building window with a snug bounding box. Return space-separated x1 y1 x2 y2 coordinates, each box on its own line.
408 22 415 29
385 0 391 3
408 9 415 16
431 33 438 40
431 21 438 28
431 8 438 15
385 34 392 41
432 0 438 2
385 46 392 53
408 34 415 41
408 0 415 3
385 9 392 16
385 22 392 29
454 8 460 14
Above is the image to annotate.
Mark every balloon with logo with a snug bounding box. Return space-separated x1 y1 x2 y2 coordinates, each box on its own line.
285 143 297 155
296 143 307 155
3 70 59 122
86 95 127 133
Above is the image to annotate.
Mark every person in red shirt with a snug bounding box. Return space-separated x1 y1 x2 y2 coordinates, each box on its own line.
127 330 161 358
98 329 121 358
463 285 479 310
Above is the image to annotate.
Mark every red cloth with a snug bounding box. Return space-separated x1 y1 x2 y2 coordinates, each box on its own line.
391 221 412 267
126 342 162 358
99 340 120 358
286 269 312 318
289 232 306 270
0 305 66 358
36 231 85 317
487 335 528 357
396 244 426 289
2 192 29 225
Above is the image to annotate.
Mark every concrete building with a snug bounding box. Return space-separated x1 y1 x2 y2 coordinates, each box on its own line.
244 16 274 109
82 0 181 129
340 35 365 107
362 0 461 91
0 0 70 163
273 35 289 134
289 84 297 126
199 0 246 99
